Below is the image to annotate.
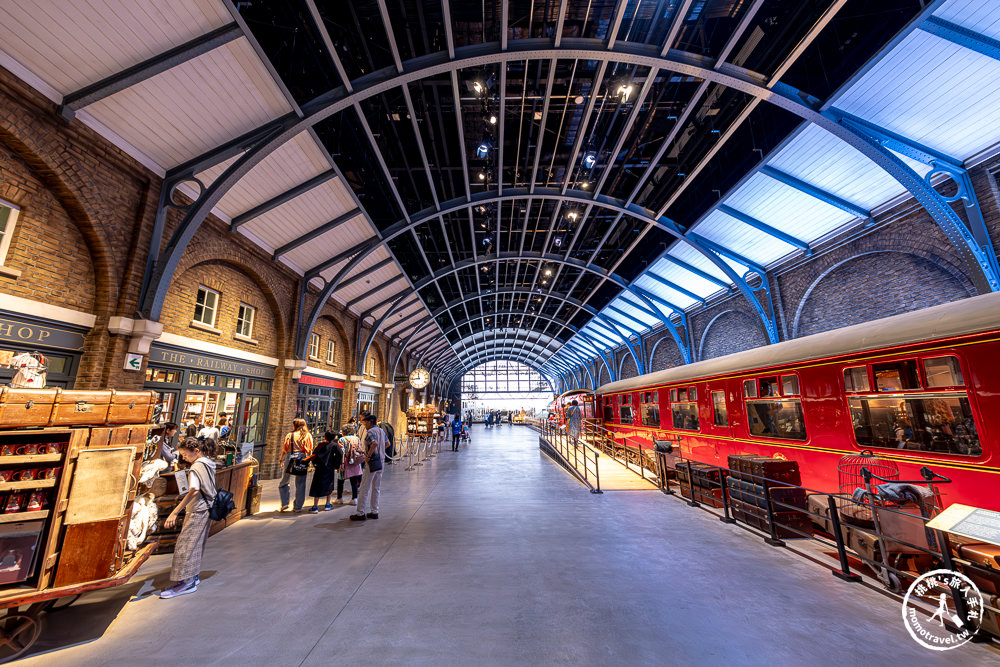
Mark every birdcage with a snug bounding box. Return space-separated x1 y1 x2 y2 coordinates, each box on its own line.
837 450 899 525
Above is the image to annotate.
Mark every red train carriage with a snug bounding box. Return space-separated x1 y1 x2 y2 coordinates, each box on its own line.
547 389 596 429
596 291 1000 512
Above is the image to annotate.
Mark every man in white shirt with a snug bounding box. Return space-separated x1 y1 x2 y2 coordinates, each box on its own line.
351 415 387 521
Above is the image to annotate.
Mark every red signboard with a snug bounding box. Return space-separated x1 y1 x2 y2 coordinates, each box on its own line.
299 374 345 389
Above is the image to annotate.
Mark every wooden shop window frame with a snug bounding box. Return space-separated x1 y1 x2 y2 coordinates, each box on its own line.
308 333 321 362
0 198 22 278
192 285 220 332
325 339 336 365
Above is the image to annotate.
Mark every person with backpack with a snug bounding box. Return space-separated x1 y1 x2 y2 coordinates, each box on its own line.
337 424 363 505
306 430 341 512
279 418 313 513
378 420 396 463
160 437 217 599
451 417 462 451
351 415 387 522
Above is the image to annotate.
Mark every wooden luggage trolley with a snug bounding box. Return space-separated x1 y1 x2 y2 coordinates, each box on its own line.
0 387 159 663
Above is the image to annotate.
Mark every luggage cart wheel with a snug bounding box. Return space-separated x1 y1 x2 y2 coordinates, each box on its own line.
0 610 42 664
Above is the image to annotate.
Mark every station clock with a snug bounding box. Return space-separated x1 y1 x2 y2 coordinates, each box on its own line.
408 366 430 389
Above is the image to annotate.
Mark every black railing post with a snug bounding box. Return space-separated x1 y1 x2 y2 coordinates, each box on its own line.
827 496 861 582
762 483 785 547
718 466 736 524
683 462 699 508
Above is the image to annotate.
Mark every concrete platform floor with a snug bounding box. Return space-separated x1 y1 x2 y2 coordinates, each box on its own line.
19 424 1000 666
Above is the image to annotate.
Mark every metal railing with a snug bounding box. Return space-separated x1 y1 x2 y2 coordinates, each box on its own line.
535 419 602 494
656 453 997 640
579 421 670 487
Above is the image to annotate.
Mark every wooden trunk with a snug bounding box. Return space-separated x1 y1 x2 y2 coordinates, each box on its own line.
49 389 112 426
0 387 58 428
107 390 157 425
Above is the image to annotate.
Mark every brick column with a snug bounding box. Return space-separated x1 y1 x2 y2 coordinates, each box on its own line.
260 364 298 479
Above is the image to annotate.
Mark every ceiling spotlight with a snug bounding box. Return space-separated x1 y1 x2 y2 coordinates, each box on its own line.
574 95 585 105
544 269 552 276
478 205 487 213
567 211 578 222
476 142 490 159
582 152 597 169
478 172 487 181
616 83 634 102
541 280 548 285
553 236 563 247
489 114 498 125
581 182 590 190
473 81 484 94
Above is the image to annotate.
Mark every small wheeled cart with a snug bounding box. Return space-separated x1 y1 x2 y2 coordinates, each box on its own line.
0 541 156 663
0 388 161 663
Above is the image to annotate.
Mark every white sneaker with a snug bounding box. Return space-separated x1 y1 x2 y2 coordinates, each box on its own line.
351 499 357 506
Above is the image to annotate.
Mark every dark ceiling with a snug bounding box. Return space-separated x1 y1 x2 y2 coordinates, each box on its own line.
235 0 924 377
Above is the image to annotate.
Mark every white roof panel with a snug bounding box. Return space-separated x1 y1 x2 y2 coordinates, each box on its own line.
695 209 797 266
934 0 1000 41
723 173 855 241
213 133 335 217
84 38 291 170
279 217 375 273
0 0 229 94
834 30 1000 160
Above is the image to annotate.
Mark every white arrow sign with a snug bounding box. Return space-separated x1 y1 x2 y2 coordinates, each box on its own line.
124 353 143 371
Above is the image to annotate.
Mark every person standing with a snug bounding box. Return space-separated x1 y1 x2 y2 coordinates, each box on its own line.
337 424 363 505
306 430 341 512
198 417 220 442
451 417 462 451
279 418 313 513
351 415 386 521
566 399 583 442
159 422 179 464
160 437 217 598
185 415 202 438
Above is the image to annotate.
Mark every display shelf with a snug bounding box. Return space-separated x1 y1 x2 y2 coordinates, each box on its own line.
0 478 57 492
0 454 63 466
0 510 49 524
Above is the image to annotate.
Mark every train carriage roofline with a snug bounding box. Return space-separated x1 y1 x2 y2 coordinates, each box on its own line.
597 291 1000 395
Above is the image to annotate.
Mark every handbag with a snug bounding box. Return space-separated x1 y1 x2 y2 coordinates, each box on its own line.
286 453 309 476
284 433 310 476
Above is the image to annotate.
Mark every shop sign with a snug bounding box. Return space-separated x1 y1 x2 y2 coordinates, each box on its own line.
0 316 86 352
149 346 275 379
299 374 345 389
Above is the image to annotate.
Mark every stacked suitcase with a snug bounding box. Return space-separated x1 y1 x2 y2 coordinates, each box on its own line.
726 455 811 539
677 462 726 508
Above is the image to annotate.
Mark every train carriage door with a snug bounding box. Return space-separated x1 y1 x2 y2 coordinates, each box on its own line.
707 384 732 463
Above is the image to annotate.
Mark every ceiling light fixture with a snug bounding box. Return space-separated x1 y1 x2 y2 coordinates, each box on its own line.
567 211 578 222
478 172 487 181
473 81 484 94
476 141 490 159
582 152 597 169
489 114 497 125
616 84 634 102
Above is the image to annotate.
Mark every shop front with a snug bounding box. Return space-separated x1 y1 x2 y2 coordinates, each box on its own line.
143 344 274 460
357 386 380 420
0 309 89 387
296 373 344 438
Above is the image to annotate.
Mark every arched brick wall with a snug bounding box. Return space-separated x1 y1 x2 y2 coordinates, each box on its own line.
598 360 612 386
619 352 638 379
699 310 769 360
649 335 684 371
793 251 975 338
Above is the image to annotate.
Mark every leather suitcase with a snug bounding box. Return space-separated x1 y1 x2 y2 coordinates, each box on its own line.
107 390 157 425
0 387 57 428
748 457 802 486
727 454 760 480
956 542 1000 596
49 389 112 426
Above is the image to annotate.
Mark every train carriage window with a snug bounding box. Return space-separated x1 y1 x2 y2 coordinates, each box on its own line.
781 375 800 396
602 401 614 423
849 395 980 457
844 367 870 393
670 389 678 402
923 356 964 388
746 399 807 440
712 391 728 426
641 402 660 427
758 377 780 398
743 380 757 398
873 360 921 392
619 404 633 425
670 387 699 431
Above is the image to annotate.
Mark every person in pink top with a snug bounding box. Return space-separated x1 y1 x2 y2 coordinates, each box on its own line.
337 424 363 505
